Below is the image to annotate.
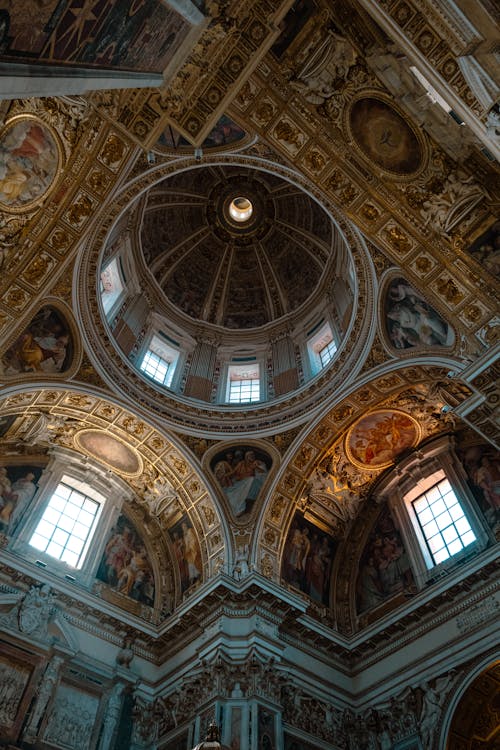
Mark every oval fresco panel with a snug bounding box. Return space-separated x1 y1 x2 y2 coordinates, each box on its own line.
346 410 420 469
349 98 422 175
76 430 142 477
1 306 73 376
0 115 61 211
385 277 454 349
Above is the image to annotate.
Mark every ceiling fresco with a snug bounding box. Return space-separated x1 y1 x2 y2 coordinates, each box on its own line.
0 1 192 74
0 0 497 672
139 165 334 329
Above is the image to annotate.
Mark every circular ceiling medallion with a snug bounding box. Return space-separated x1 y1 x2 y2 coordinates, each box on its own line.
75 430 142 477
0 115 62 212
349 98 423 175
346 409 421 469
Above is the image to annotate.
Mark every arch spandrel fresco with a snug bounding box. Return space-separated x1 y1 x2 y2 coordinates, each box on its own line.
1 306 73 377
384 277 455 350
455 431 500 530
281 510 337 606
210 445 273 521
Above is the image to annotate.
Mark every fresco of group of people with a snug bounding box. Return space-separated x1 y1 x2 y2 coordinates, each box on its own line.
385 277 453 349
281 512 336 606
349 410 418 469
0 117 59 208
96 515 155 607
168 515 202 593
458 441 500 527
2 306 72 376
212 447 271 517
356 506 414 615
0 465 41 535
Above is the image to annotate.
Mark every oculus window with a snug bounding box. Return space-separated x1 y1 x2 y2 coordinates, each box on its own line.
30 482 100 568
412 477 476 565
227 363 260 404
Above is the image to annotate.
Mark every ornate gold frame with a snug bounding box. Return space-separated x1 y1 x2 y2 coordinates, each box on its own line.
345 408 422 470
0 113 63 214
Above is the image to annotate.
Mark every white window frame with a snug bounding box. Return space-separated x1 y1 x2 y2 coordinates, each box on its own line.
139 334 179 389
379 436 490 587
29 479 102 569
10 450 129 586
404 469 478 570
225 362 261 404
307 322 337 376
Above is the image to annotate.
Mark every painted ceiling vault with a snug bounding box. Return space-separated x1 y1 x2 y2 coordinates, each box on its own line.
0 0 499 747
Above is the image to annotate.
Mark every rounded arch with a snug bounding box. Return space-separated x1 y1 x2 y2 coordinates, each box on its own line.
0 382 231 602
75 152 378 436
255 362 477 617
439 654 500 749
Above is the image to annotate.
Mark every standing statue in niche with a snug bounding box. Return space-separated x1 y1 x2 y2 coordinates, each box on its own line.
23 655 64 740
419 672 455 748
233 544 250 580
98 683 125 750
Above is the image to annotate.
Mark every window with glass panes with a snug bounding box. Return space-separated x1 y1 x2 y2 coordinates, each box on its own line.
140 350 172 386
29 483 100 568
412 478 476 565
228 376 260 403
319 339 337 367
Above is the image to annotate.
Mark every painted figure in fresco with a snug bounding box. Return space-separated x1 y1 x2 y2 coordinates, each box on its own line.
0 119 58 207
7 471 37 530
356 506 414 615
282 513 335 606
1 306 71 376
0 470 38 533
214 448 269 517
96 517 155 606
385 277 451 349
168 516 202 593
181 521 202 586
458 442 500 526
467 221 500 278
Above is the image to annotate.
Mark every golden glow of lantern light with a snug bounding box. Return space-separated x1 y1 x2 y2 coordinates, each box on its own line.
229 197 253 222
